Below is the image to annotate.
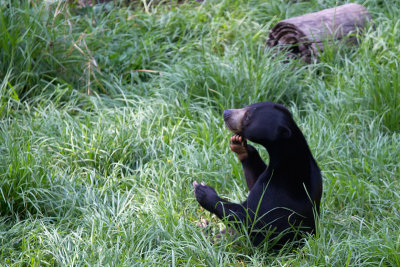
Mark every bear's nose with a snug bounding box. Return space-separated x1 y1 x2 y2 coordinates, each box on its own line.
223 109 232 120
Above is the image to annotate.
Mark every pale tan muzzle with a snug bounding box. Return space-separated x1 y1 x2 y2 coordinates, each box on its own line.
223 108 246 133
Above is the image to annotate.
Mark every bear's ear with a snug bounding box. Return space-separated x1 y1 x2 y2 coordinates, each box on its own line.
278 125 292 139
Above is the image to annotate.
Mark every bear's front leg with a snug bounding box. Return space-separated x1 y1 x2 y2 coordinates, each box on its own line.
193 181 222 214
193 181 247 222
230 134 267 191
230 134 249 161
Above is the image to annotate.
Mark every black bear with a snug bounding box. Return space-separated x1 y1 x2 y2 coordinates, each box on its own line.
193 102 322 247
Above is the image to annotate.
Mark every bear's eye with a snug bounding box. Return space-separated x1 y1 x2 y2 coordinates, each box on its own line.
243 109 253 125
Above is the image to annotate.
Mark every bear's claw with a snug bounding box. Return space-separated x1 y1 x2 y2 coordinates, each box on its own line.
230 134 248 160
193 181 219 211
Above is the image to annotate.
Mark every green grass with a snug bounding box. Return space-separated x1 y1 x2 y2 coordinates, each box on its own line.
1 0 399 265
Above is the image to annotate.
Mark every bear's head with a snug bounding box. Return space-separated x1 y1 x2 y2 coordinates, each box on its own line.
223 102 295 146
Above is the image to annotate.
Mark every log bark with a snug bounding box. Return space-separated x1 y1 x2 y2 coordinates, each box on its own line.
266 3 372 63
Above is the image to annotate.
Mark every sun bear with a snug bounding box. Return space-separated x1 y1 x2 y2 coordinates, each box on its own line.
193 102 322 247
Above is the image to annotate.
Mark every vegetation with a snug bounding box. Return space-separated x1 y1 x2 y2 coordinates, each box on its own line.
0 0 399 265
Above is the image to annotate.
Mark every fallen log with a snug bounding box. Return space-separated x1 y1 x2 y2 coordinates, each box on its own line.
266 3 372 63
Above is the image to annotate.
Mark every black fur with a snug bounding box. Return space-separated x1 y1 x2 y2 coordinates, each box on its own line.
193 102 322 246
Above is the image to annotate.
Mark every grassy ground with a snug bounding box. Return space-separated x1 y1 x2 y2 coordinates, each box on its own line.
1 0 399 265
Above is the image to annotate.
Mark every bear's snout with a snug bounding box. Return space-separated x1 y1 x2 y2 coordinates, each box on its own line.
223 108 246 133
223 109 232 120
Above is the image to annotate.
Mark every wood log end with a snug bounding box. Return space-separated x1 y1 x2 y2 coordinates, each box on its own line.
265 3 372 63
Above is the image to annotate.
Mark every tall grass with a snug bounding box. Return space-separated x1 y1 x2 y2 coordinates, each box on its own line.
1 0 399 265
